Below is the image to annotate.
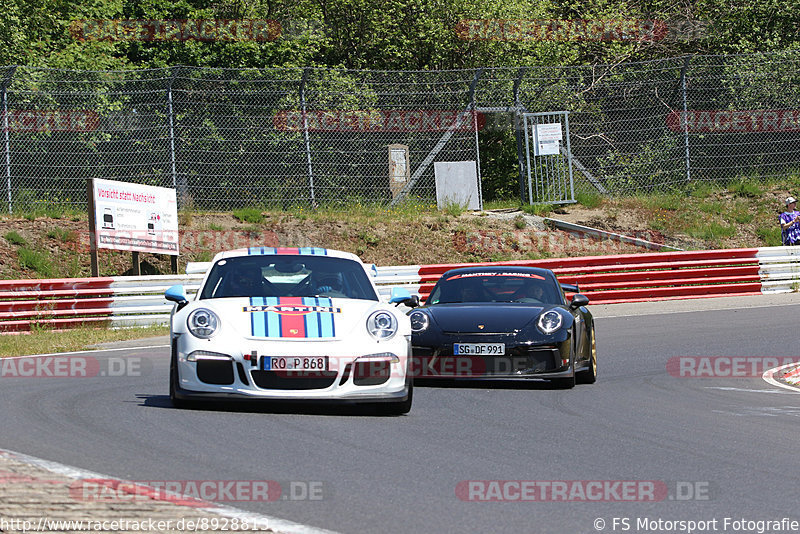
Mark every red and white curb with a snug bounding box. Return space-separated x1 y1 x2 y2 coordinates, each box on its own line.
762 361 800 393
0 447 338 534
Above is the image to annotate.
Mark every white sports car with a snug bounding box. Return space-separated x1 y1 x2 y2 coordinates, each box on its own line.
165 247 416 414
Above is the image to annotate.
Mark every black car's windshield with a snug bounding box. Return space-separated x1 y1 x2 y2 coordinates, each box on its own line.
199 255 379 301
428 271 563 305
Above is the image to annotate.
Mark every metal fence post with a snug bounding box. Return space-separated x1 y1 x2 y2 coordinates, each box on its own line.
513 67 528 203
300 67 315 207
2 66 16 213
166 68 184 205
680 56 691 183
471 71 482 208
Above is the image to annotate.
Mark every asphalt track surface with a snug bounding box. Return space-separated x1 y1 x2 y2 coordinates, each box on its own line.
2 294 800 533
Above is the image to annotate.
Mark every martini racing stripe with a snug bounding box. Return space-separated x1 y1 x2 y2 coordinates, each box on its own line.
303 297 335 338
248 297 336 338
247 247 327 256
278 297 306 338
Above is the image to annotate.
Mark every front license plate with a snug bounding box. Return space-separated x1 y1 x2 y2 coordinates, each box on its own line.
262 356 329 371
454 343 505 356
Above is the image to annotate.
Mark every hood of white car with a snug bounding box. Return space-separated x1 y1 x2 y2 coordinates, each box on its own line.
187 296 390 340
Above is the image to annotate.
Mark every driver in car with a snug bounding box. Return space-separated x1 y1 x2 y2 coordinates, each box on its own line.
312 270 346 296
226 266 272 297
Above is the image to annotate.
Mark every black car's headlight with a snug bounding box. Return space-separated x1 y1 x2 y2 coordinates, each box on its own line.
367 311 398 340
187 308 220 339
537 310 562 335
409 310 429 333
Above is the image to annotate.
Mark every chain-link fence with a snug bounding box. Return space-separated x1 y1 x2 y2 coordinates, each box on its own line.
3 50 800 211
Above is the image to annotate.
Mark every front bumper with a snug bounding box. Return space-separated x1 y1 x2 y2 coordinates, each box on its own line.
173 334 411 402
411 341 572 379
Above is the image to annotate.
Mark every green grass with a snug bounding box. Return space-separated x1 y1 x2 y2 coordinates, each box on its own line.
640 194 683 211
686 222 736 240
4 231 26 246
358 231 380 245
46 228 77 242
688 183 716 199
576 191 603 209
513 215 526 229
756 225 783 247
18 205 79 221
17 248 55 278
521 203 554 216
232 207 265 224
0 325 169 357
729 180 763 198
442 202 466 217
178 210 193 226
732 210 755 224
481 199 520 210
698 202 724 215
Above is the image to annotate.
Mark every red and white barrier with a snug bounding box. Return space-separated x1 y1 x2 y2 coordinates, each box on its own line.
0 275 203 332
2 247 798 332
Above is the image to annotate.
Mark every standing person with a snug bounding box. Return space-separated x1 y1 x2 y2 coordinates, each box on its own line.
780 196 800 245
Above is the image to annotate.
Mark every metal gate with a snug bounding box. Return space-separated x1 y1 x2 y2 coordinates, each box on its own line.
522 111 575 205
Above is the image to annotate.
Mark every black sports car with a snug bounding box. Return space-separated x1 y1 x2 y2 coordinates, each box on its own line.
408 266 596 388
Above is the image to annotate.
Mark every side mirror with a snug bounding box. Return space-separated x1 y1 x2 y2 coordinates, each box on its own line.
569 293 590 309
389 287 419 308
560 283 580 294
165 284 189 311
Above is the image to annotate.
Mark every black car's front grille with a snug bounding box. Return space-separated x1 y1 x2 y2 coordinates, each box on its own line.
251 370 338 390
411 345 563 377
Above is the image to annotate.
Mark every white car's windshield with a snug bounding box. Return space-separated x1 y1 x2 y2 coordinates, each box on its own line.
199 256 379 301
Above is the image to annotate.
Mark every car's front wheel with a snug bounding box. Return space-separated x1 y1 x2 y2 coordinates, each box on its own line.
170 349 193 409
378 383 413 415
576 332 597 385
550 374 575 389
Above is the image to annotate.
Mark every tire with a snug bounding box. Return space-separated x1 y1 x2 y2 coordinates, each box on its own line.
169 350 192 409
576 332 597 385
379 383 413 415
550 374 575 389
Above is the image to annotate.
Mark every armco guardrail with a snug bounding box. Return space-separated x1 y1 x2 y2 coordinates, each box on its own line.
0 275 203 332
2 247 799 332
407 248 764 305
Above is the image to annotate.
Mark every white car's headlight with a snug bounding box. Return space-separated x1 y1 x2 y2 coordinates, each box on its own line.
367 311 398 340
409 310 429 333
537 310 562 335
187 308 220 339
